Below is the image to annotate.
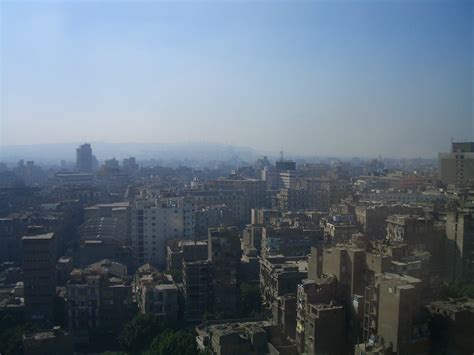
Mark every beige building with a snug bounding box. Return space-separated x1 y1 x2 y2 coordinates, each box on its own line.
135 264 178 322
363 273 429 354
439 141 474 186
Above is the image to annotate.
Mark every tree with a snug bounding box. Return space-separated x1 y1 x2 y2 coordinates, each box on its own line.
118 314 170 353
0 325 25 355
440 281 474 299
145 330 197 355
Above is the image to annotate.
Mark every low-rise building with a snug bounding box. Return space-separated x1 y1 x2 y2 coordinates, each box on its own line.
429 297 474 355
23 327 74 355
134 264 178 322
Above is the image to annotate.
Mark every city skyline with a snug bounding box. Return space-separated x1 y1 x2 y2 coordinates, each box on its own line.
1 0 473 158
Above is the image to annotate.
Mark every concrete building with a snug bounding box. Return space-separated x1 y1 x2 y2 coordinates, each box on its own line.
242 225 263 256
261 226 324 258
320 244 366 300
429 297 474 355
273 294 297 341
166 239 208 274
445 208 474 282
363 273 429 354
438 141 474 186
324 219 360 243
355 204 423 240
22 232 57 324
196 320 297 355
0 216 27 264
275 188 312 211
385 214 434 249
23 327 74 355
303 303 345 355
122 157 138 175
76 143 93 173
132 196 194 267
194 205 234 237
185 189 248 225
208 227 241 314
260 256 308 309
183 260 213 321
66 260 133 341
251 208 281 226
207 176 268 221
83 202 131 242
295 276 338 354
134 264 178 322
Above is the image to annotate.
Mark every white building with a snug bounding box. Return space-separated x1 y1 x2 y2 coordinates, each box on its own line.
132 196 195 267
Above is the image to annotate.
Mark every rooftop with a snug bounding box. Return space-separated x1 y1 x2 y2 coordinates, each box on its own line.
22 232 54 241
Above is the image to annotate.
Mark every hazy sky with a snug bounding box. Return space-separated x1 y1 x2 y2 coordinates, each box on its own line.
1 0 472 158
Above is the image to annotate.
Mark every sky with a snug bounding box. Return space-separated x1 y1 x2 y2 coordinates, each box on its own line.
0 0 473 158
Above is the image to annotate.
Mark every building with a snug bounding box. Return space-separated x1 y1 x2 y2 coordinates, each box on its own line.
295 276 338 354
23 327 74 355
303 303 345 355
166 239 208 274
320 244 366 300
242 225 263 256
76 143 93 173
260 256 308 310
196 320 297 355
55 173 95 186
429 297 474 355
22 232 57 324
0 216 27 264
183 260 213 321
134 264 178 322
251 208 281 226
438 141 474 186
363 273 429 354
355 204 423 240
445 207 474 282
131 197 195 267
206 176 268 223
66 260 133 341
324 218 360 243
261 227 324 257
208 227 241 314
122 157 139 175
385 214 434 249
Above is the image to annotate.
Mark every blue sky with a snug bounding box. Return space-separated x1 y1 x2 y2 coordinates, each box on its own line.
1 0 472 157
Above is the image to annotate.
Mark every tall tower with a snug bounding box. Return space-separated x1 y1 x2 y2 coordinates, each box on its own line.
22 233 57 324
76 143 93 173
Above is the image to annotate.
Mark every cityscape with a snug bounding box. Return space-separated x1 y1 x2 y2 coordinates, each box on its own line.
0 141 473 354
1 1 473 355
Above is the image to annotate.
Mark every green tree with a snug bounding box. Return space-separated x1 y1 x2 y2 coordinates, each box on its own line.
0 315 39 355
118 314 170 354
0 325 25 355
145 330 197 355
440 281 474 299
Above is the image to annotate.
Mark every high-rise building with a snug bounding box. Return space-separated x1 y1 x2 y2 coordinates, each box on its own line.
439 141 474 186
22 232 57 324
208 227 241 314
183 260 213 321
132 197 195 267
363 273 429 354
76 143 93 173
445 207 474 282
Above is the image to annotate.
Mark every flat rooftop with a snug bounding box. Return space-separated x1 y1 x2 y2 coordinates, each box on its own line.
22 232 54 241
